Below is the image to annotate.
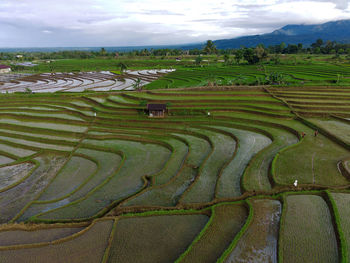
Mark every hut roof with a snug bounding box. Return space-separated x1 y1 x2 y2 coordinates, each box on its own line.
0 65 10 69
147 104 167 111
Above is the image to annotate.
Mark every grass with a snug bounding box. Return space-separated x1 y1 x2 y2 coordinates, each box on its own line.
273 131 349 187
145 63 350 90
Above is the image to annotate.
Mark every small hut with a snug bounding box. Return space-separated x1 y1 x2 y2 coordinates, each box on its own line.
147 104 167 118
0 65 11 73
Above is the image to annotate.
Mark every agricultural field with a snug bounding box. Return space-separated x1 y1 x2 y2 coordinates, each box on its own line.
0 70 174 93
0 59 350 262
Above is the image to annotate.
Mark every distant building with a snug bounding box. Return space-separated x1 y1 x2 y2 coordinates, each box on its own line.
16 55 23 59
0 65 11 73
147 104 167 118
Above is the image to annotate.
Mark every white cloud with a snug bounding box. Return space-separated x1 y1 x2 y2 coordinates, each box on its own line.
0 0 349 47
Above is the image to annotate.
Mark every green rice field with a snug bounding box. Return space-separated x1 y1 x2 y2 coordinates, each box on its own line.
0 60 350 262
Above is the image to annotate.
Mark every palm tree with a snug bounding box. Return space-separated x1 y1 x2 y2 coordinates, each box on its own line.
133 78 142 91
118 62 128 74
204 40 217 54
195 55 203 66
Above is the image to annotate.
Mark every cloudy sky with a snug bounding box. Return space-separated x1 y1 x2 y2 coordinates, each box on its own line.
1 0 350 47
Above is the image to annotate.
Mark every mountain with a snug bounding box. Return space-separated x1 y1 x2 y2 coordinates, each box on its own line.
210 19 350 49
0 44 195 53
2 20 349 52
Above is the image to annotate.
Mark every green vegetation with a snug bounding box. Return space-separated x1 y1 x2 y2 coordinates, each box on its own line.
281 195 338 263
224 199 281 263
177 203 248 263
107 215 208 263
0 220 113 263
329 192 350 262
0 57 349 261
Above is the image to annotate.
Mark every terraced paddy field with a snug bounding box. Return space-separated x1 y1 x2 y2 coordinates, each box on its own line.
145 64 350 89
0 70 174 93
0 78 349 262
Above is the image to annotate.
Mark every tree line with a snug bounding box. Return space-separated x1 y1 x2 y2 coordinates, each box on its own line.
1 39 350 65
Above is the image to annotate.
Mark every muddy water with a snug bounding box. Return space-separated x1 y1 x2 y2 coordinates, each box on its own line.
215 127 272 198
225 199 281 263
0 155 14 166
0 70 173 93
0 162 35 190
0 155 68 223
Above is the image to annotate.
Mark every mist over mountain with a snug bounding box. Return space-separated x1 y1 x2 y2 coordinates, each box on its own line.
1 20 350 52
210 19 350 49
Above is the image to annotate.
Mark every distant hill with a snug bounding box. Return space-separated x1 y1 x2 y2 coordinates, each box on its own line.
210 19 350 49
2 20 350 52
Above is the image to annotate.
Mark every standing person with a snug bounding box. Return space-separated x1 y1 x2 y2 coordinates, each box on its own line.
314 130 319 137
301 132 306 138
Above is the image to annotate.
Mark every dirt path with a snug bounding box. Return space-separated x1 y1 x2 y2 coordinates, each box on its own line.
312 152 316 184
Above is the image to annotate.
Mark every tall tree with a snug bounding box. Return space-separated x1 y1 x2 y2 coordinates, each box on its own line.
223 54 230 65
118 62 127 73
204 40 217 54
234 49 243 64
255 46 268 61
100 47 107 56
195 55 203 65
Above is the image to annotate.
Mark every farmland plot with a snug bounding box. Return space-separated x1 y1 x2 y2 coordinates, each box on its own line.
0 156 14 166
0 226 84 246
179 203 248 263
330 192 350 262
310 118 350 145
0 162 35 190
274 133 349 186
0 220 113 263
180 128 236 203
0 80 349 262
215 127 272 198
33 140 171 220
123 133 210 207
0 70 174 93
281 195 338 263
225 199 281 263
107 214 208 263
38 156 98 202
0 155 67 223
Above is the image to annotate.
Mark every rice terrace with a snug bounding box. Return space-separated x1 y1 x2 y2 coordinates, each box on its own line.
0 52 349 263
